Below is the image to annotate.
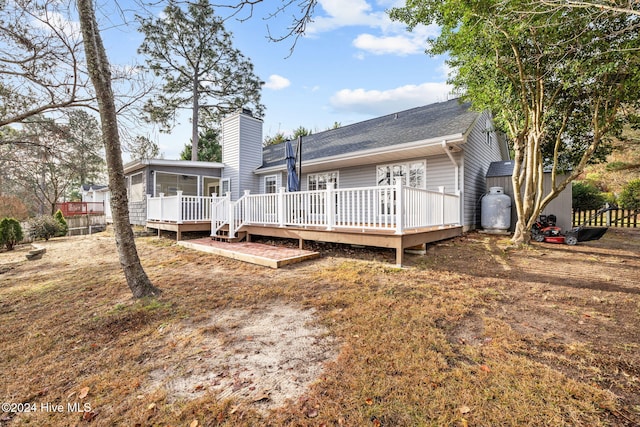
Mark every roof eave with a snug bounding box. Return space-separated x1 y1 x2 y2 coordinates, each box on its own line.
255 133 466 174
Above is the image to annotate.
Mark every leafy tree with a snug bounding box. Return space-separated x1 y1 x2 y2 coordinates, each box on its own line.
2 114 104 214
619 179 640 210
292 126 312 139
0 196 29 220
126 135 161 161
0 0 93 127
78 0 161 298
0 218 23 251
538 0 640 16
64 110 105 186
180 129 221 162
263 126 312 146
138 0 264 161
572 182 606 211
264 132 288 147
391 1 640 244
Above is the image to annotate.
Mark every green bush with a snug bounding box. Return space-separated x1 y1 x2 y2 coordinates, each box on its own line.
53 209 68 237
0 218 24 251
28 215 62 241
572 181 606 210
618 179 640 210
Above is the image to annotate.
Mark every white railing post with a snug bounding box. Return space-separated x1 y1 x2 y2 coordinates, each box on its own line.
278 187 285 227
326 184 335 230
456 190 462 225
176 191 183 224
227 192 235 238
439 186 445 226
395 181 404 234
159 193 164 221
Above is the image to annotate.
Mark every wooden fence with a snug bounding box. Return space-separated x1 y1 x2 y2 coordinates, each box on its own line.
573 208 639 228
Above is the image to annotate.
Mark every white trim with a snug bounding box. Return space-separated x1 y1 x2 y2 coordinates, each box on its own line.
264 175 278 194
124 159 225 175
307 171 339 191
376 160 426 189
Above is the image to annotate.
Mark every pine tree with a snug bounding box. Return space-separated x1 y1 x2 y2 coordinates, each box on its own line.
138 0 264 161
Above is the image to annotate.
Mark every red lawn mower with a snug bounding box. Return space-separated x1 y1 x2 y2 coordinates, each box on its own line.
531 207 612 245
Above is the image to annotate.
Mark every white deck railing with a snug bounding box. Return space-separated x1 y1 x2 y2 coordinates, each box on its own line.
211 182 461 238
147 191 216 223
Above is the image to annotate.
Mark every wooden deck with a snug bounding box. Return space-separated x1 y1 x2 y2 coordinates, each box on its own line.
241 224 463 266
146 220 463 266
146 220 211 240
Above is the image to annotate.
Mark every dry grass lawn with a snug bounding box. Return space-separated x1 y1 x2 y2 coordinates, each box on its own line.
0 228 639 426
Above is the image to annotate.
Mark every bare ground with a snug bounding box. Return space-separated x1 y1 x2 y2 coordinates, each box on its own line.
0 227 639 426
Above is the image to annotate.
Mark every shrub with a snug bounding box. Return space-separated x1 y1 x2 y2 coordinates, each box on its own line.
28 215 62 241
0 218 24 251
572 181 606 210
53 209 68 237
618 179 640 210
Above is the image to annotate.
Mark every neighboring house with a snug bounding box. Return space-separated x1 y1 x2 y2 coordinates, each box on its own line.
486 160 573 232
115 99 509 264
79 184 108 203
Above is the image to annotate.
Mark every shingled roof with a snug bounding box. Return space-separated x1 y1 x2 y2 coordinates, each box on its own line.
259 99 478 170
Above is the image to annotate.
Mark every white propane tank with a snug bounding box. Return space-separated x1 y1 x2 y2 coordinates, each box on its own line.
481 187 511 232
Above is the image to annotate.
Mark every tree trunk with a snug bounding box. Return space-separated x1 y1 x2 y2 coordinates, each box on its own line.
191 74 199 161
77 0 160 298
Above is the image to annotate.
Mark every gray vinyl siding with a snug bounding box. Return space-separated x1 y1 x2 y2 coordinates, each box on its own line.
425 154 459 193
462 111 506 229
222 112 263 199
299 155 458 192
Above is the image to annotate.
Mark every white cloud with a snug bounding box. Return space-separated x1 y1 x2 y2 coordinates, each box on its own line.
330 82 453 115
353 33 418 56
354 24 438 56
264 74 291 90
306 0 438 57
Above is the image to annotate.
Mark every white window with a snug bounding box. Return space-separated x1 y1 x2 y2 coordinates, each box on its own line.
377 161 425 189
221 178 230 196
265 175 277 194
308 171 338 191
129 172 144 202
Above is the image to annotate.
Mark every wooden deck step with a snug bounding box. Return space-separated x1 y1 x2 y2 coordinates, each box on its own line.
211 230 247 243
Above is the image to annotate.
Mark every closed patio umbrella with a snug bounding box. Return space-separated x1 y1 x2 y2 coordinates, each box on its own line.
285 140 299 192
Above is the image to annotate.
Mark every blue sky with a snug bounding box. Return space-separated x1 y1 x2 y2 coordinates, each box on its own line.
103 0 452 160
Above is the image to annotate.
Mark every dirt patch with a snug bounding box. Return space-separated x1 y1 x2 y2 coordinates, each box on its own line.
145 303 336 411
